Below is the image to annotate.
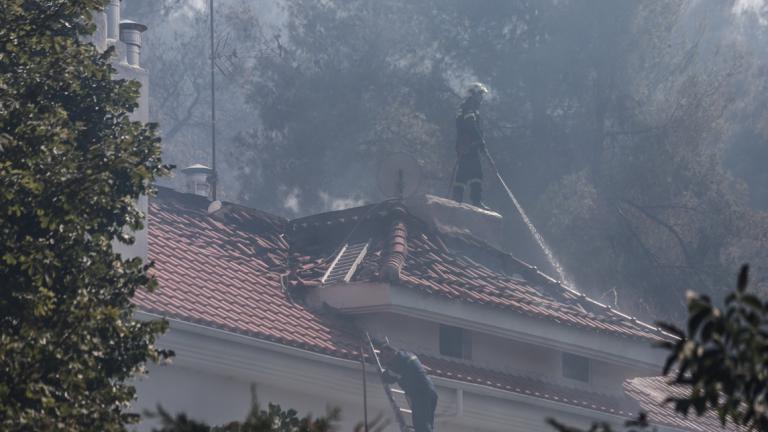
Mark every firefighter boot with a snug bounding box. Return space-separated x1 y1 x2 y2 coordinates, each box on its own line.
469 182 491 210
452 185 464 203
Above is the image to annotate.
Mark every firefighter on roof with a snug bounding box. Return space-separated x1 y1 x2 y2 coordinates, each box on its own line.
452 82 489 209
379 341 438 432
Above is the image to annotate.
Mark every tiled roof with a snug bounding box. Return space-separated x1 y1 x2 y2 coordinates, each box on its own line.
626 376 742 432
137 188 688 427
404 234 668 341
134 188 360 359
289 204 668 343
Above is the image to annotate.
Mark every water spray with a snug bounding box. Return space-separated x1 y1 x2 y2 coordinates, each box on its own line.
483 148 575 288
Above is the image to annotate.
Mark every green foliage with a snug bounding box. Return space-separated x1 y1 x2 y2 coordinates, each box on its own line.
147 397 390 432
659 265 768 430
1 1 170 430
550 265 768 432
148 403 340 432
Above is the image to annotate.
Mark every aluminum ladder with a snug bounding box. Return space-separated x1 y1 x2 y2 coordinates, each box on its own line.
365 333 414 432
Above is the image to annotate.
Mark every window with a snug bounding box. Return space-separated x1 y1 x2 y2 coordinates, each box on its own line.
562 352 590 383
439 325 471 359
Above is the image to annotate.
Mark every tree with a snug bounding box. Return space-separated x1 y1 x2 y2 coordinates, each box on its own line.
148 403 342 432
122 0 277 201
659 265 768 430
0 1 170 430
230 0 546 213
146 390 389 432
550 264 768 432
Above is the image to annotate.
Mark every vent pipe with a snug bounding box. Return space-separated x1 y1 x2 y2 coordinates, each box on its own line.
181 164 213 198
106 0 121 43
119 20 147 67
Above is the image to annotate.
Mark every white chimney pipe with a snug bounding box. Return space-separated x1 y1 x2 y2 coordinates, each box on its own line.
106 0 121 42
119 20 147 67
181 164 214 198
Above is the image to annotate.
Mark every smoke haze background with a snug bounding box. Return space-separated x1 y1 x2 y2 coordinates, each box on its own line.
125 0 768 321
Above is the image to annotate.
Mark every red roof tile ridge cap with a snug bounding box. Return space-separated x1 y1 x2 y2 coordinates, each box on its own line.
380 218 408 283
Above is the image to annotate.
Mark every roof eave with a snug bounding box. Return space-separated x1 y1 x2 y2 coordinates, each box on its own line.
309 281 666 370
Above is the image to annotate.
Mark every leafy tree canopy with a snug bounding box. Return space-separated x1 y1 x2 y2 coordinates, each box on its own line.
148 402 343 432
659 265 768 430
1 1 170 430
146 392 389 432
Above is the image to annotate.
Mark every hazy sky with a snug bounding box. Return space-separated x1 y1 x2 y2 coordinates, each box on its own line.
733 0 767 18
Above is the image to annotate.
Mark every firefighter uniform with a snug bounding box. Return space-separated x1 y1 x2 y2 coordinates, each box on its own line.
451 82 489 207
383 350 438 432
452 99 486 207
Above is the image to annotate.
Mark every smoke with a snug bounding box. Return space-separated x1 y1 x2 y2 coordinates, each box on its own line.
282 187 301 214
442 59 484 99
280 188 367 215
733 0 767 23
168 0 207 18
319 191 367 211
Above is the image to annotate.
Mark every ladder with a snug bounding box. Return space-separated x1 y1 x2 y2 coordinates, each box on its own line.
365 333 414 432
322 240 369 285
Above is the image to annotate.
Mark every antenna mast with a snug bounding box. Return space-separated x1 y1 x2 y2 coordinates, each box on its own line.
209 0 217 201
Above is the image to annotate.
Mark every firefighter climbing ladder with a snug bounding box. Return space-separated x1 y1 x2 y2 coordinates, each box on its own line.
365 333 414 432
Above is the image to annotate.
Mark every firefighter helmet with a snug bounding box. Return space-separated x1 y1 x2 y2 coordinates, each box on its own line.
466 82 489 97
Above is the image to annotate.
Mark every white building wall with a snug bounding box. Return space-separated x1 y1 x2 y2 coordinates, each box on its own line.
131 317 642 432
132 363 253 431
471 331 560 377
132 363 373 432
359 311 658 398
590 359 655 395
315 282 666 371
363 313 441 355
131 349 608 432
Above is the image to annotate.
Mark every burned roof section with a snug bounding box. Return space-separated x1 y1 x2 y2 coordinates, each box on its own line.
287 198 669 342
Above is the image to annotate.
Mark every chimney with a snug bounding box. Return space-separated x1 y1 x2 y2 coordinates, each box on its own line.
119 20 147 67
106 0 121 44
181 164 214 198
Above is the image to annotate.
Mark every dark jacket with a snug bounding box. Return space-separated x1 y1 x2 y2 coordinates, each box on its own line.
383 350 436 398
455 100 484 156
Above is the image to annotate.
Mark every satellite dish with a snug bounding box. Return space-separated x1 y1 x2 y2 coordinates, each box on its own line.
377 152 422 199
